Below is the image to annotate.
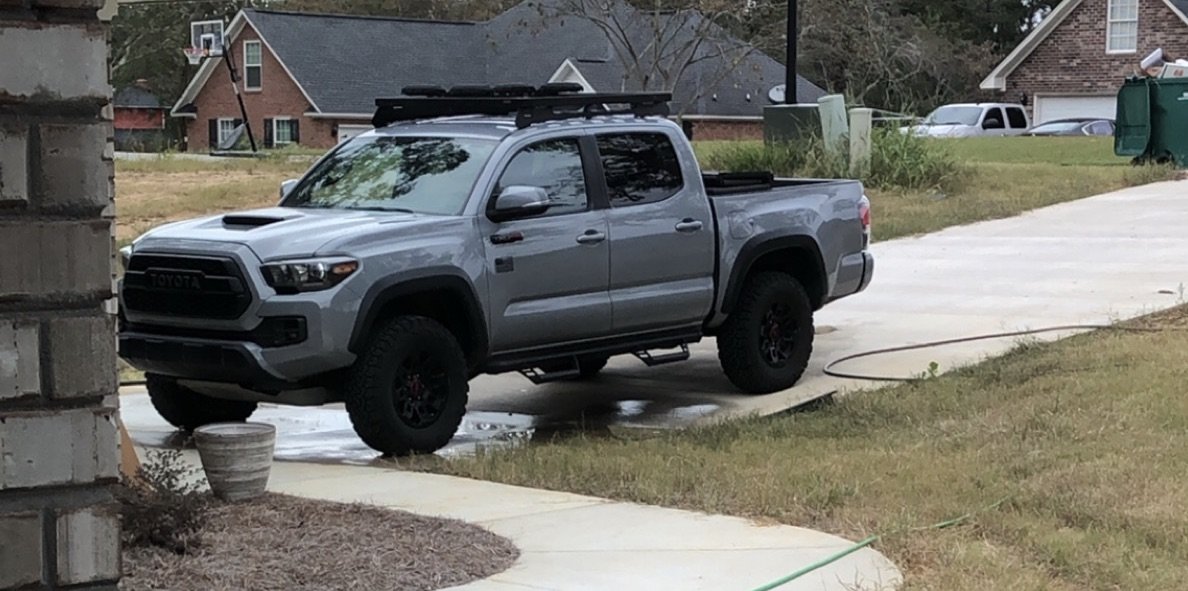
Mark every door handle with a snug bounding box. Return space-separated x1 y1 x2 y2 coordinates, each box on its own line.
675 218 704 233
576 230 607 245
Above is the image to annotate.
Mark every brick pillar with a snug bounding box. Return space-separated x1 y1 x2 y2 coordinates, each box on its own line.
0 1 120 589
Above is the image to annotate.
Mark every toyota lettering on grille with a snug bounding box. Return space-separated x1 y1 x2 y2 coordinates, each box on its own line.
149 271 203 291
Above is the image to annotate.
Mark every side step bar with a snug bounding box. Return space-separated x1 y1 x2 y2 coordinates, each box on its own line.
519 362 580 385
633 344 690 367
517 343 693 385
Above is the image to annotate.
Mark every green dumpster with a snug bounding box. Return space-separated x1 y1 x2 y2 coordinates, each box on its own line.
1115 77 1188 166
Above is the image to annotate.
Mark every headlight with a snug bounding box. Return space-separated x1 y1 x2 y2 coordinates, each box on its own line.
262 259 359 294
119 246 132 272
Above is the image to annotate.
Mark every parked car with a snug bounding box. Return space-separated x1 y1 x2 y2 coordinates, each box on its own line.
903 103 1031 138
1025 118 1115 137
117 87 875 456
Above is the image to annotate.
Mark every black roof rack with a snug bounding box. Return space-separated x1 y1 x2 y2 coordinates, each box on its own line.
372 84 672 129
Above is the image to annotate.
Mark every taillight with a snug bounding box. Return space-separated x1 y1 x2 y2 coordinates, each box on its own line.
859 198 872 247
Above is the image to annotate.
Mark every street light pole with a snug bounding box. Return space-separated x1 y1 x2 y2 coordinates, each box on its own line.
785 0 797 104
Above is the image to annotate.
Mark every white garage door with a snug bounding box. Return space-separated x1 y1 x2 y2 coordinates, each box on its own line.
336 124 372 144
1033 95 1117 125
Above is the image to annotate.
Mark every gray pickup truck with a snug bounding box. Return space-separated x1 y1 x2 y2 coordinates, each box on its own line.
119 88 873 455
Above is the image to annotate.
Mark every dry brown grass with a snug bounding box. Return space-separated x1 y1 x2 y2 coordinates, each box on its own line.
422 306 1188 590
115 158 310 246
121 494 518 591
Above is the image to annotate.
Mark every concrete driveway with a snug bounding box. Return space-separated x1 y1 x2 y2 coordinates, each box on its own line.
123 179 1188 460
469 178 1188 425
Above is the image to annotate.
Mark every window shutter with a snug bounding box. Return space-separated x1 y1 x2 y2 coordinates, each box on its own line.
208 119 217 147
263 118 273 148
291 120 300 145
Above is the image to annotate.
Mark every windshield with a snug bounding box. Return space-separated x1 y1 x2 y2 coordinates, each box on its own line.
283 135 497 215
1029 122 1084 133
923 106 983 126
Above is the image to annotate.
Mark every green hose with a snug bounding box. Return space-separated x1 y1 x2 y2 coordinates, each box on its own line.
746 497 1009 591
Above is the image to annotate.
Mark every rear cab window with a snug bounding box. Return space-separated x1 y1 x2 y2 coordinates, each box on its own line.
595 133 684 207
1006 107 1028 129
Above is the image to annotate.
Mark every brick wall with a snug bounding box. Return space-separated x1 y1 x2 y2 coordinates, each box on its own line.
0 1 121 590
184 23 334 151
1006 0 1188 100
114 108 165 131
687 119 764 141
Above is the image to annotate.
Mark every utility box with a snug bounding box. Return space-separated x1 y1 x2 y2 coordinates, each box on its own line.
763 104 820 143
1115 77 1188 167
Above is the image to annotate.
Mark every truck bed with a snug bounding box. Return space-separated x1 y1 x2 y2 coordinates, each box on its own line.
701 171 849 197
703 171 869 328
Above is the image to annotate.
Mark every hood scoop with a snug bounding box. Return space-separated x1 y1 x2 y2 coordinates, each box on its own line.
222 214 290 229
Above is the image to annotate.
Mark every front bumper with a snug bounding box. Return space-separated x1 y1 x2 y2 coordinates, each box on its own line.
119 242 361 386
119 331 295 390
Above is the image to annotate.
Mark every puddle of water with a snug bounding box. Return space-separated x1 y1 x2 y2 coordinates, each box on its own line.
122 392 721 465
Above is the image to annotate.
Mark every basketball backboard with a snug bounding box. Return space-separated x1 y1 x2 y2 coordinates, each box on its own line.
190 20 225 57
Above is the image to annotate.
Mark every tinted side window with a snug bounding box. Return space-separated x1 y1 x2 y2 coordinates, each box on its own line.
497 138 588 216
596 133 684 207
1090 121 1114 136
983 108 1005 128
1006 107 1028 129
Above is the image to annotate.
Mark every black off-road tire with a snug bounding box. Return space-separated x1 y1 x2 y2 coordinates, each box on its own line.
145 373 258 431
717 272 814 394
344 316 469 456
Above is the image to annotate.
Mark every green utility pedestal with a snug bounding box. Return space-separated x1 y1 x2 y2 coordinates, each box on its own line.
764 104 821 143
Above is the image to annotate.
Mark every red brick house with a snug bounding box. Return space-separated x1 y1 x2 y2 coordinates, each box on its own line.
981 0 1188 123
114 83 168 151
171 3 825 151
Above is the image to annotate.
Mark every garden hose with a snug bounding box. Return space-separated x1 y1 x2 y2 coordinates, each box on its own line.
745 497 1010 591
822 323 1174 383
749 322 1182 590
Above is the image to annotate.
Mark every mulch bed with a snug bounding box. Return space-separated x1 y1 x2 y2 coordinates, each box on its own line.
121 494 519 591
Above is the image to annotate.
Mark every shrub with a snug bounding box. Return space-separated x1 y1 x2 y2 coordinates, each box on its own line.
118 449 210 554
698 130 965 192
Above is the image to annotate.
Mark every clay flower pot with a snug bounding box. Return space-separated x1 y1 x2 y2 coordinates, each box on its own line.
193 422 276 501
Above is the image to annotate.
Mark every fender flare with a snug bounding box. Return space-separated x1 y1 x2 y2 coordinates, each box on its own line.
720 233 827 314
348 268 489 365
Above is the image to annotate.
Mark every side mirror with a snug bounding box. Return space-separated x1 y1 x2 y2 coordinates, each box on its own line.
280 179 299 198
490 186 551 222
983 118 1004 130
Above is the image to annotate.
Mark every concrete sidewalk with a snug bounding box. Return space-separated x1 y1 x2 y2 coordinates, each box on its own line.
138 446 901 591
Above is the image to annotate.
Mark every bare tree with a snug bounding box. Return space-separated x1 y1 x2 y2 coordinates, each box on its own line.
537 0 783 106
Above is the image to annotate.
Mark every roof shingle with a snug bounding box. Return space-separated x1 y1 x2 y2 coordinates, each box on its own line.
242 1 824 117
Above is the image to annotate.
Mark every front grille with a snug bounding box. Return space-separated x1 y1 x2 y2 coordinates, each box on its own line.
123 254 252 319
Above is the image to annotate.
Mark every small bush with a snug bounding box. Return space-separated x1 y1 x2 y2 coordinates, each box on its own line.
698 130 965 192
867 128 964 191
118 449 210 554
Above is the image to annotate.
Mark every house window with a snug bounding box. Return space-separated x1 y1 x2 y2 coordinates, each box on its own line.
218 118 237 146
244 40 262 90
273 118 293 145
1107 0 1139 54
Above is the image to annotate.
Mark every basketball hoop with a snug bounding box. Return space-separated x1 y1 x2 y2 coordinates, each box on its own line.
184 47 207 66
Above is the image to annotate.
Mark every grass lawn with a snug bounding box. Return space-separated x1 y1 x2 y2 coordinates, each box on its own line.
696 136 1177 241
420 306 1188 590
115 156 311 247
